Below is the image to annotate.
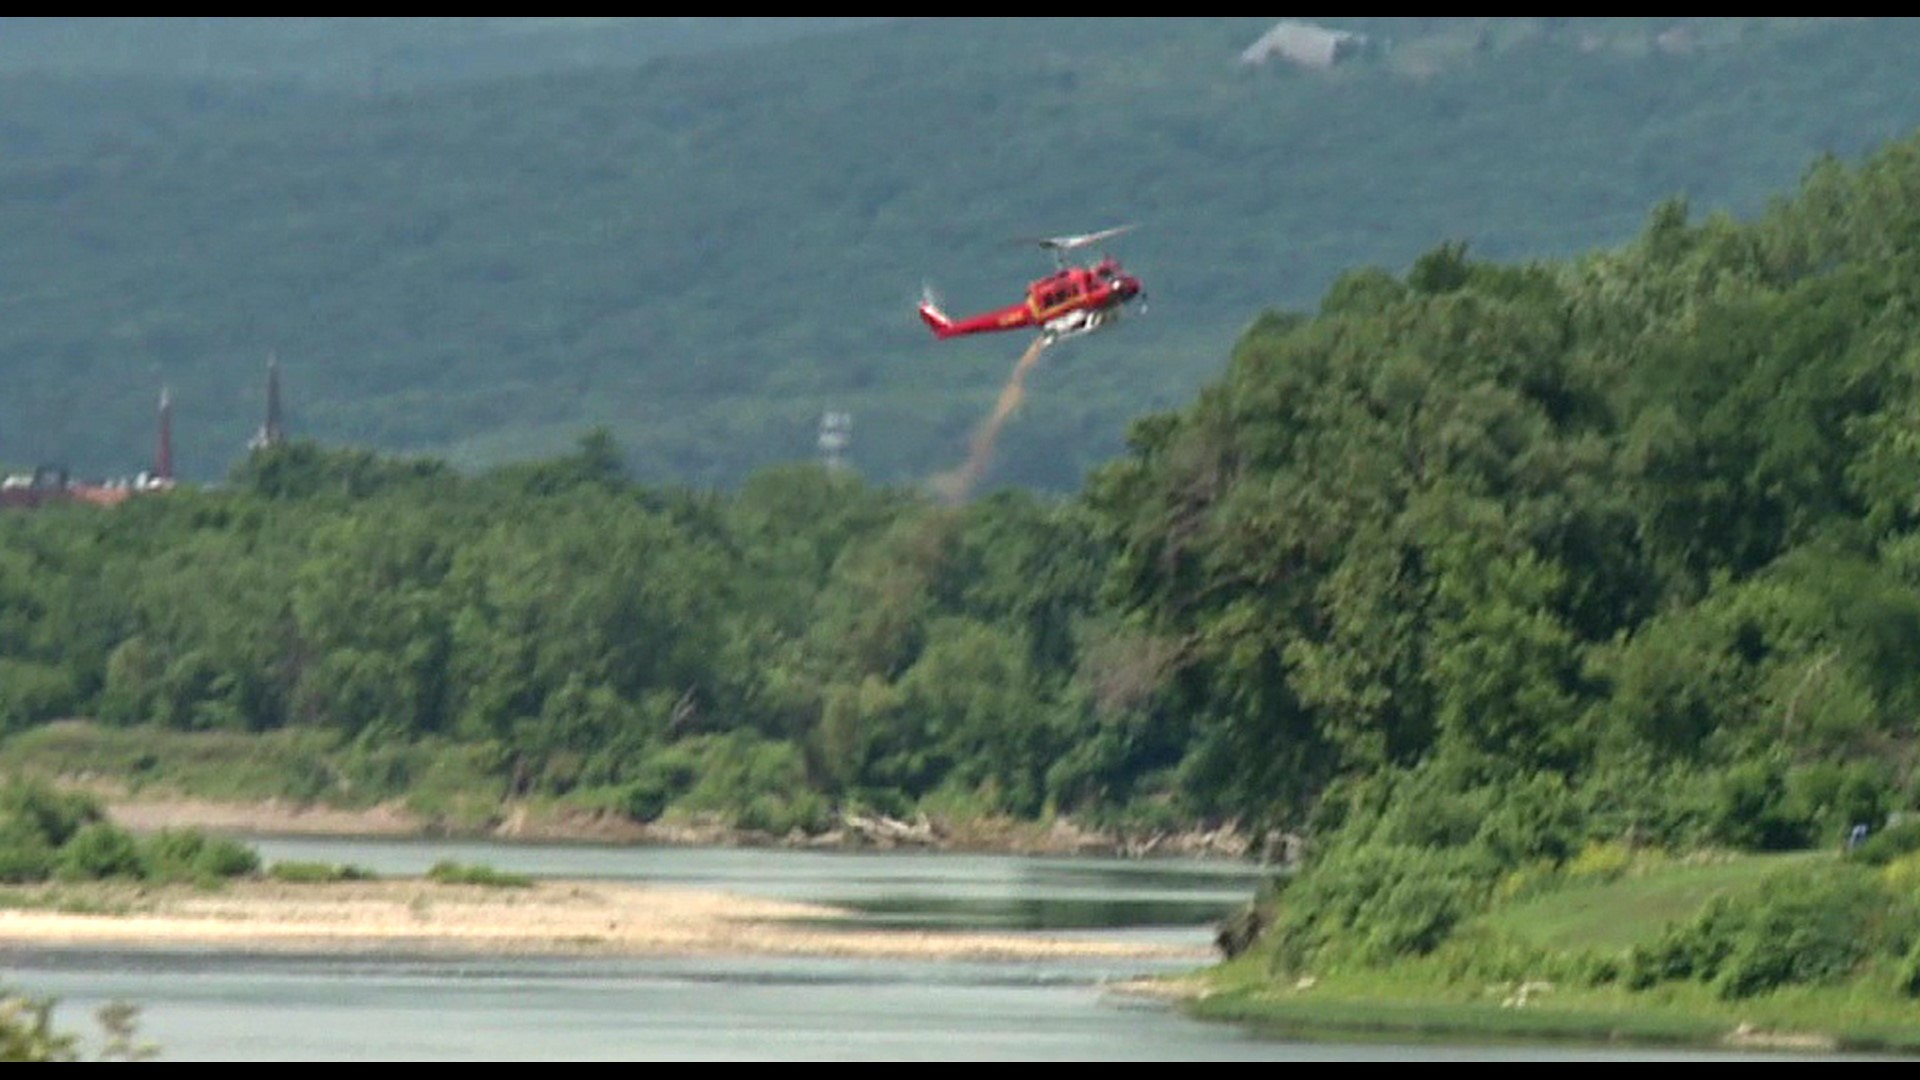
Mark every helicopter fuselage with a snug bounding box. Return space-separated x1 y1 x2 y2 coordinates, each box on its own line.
919 257 1144 343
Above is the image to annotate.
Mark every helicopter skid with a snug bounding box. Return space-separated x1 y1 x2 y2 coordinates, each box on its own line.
1041 308 1118 343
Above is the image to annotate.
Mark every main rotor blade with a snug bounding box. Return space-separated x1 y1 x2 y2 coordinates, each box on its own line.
1033 224 1135 252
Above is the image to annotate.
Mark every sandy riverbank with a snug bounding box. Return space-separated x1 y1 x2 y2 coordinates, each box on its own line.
0 878 1213 964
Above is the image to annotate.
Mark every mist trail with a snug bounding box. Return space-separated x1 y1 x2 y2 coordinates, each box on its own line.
931 334 1053 505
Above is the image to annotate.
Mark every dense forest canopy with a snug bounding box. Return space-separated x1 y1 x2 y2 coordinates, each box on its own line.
3 18 1919 492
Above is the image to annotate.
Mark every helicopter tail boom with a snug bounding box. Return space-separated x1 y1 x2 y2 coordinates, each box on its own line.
918 296 959 338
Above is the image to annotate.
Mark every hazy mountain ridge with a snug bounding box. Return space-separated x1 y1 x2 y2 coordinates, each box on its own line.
0 18 899 89
4 17 1918 489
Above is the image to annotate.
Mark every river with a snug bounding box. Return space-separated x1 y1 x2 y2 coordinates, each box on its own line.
0 837 1864 1061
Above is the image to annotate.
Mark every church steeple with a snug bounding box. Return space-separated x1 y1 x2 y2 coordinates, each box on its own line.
249 354 286 452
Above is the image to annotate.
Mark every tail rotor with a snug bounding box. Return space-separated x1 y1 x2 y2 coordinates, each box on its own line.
917 282 956 337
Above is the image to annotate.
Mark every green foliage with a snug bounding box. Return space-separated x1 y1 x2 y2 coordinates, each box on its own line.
91 1000 159 1062
0 449 1118 835
424 860 532 888
0 779 105 850
1848 817 1920 867
618 749 700 823
1788 758 1893 846
0 780 105 883
0 991 155 1063
0 660 78 736
267 860 378 884
230 441 456 503
1562 758 1718 854
1896 937 1920 999
138 828 261 885
1261 841 1502 971
1709 757 1816 852
1560 839 1637 886
673 733 829 836
1625 862 1916 999
0 823 54 884
53 822 145 881
0 780 255 885
0 993 77 1063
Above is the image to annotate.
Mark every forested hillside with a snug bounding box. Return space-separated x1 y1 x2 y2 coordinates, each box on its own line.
4 18 1919 492
1090 127 1920 1000
0 18 895 87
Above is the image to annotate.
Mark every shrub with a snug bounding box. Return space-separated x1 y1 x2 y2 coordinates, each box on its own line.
738 789 830 837
1881 851 1920 893
1626 863 1905 999
1575 760 1717 852
1563 839 1638 884
0 660 77 736
1849 817 1920 866
0 992 78 1062
1262 841 1500 971
268 861 378 884
1713 871 1882 999
1473 772 1583 866
675 733 826 835
1625 898 1741 990
1896 938 1920 999
0 781 105 850
1788 759 1892 846
1710 758 1815 851
425 861 531 888
139 829 260 884
618 749 700 823
0 821 55 885
53 823 145 881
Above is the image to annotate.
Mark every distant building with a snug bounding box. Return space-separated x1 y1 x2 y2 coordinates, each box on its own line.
248 354 287 453
1239 21 1367 70
1 385 178 511
0 465 146 510
0 465 70 509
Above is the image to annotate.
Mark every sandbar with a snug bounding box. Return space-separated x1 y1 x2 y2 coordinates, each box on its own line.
0 879 1213 963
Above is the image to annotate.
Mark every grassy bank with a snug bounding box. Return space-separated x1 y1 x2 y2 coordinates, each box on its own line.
1185 966 1920 1055
1182 850 1920 1057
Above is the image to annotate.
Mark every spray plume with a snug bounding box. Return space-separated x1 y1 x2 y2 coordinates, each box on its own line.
931 334 1052 505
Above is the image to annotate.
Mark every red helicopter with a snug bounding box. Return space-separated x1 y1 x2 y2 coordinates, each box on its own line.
918 226 1145 344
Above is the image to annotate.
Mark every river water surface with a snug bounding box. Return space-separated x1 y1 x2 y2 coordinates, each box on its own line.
0 837 1869 1061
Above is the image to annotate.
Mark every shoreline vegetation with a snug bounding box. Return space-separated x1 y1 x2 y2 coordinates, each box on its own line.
93 788 1269 860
